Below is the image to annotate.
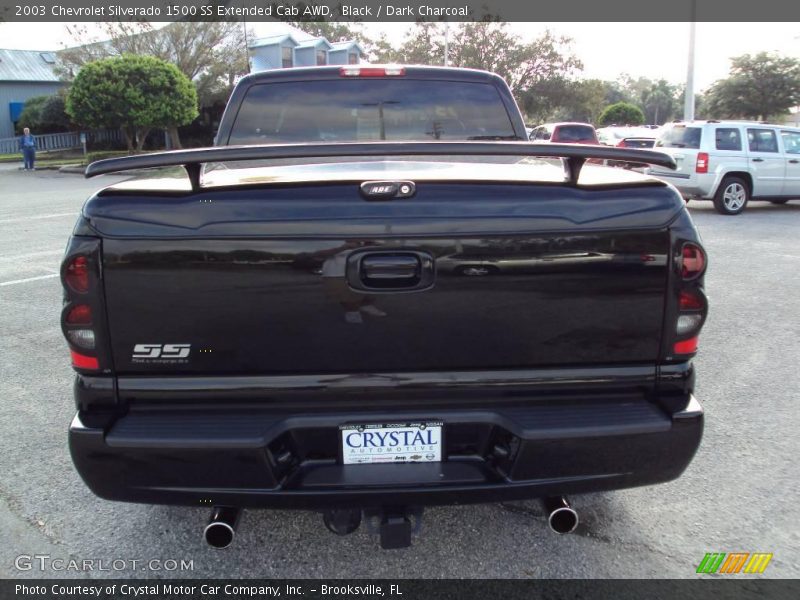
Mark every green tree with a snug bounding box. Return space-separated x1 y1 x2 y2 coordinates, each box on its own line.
454 26 581 95
642 80 678 125
16 96 47 133
518 78 571 124
551 79 608 123
370 22 446 65
617 74 651 106
59 22 249 147
16 94 72 134
66 55 198 152
675 86 705 121
598 102 646 126
38 95 72 131
371 23 581 97
614 75 678 125
703 52 800 120
602 81 631 106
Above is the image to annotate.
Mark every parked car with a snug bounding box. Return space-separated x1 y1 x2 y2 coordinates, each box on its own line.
597 127 659 170
597 126 658 149
529 122 600 144
648 120 800 214
64 66 706 551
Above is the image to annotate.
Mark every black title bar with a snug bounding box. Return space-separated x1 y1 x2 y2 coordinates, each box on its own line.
4 579 800 600
2 0 800 22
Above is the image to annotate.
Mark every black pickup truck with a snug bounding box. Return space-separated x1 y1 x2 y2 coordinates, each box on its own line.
63 66 706 550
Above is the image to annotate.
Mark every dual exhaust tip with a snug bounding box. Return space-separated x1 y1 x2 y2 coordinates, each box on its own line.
542 496 579 534
202 496 577 548
203 506 241 549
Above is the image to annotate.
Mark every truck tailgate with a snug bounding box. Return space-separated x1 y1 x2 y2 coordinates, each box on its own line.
92 180 680 375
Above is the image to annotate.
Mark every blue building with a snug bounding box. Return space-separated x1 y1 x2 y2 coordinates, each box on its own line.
248 34 365 72
328 41 366 66
0 49 65 139
293 38 333 67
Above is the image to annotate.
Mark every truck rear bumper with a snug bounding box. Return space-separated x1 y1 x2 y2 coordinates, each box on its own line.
69 395 702 509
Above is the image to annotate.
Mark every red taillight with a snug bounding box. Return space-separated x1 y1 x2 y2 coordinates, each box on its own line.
679 291 704 310
66 304 92 325
340 66 405 77
65 256 90 293
70 350 98 370
695 152 709 173
673 337 699 354
671 243 707 357
616 139 627 147
681 243 706 280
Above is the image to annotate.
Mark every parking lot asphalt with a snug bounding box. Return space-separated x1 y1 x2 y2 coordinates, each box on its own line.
0 164 798 579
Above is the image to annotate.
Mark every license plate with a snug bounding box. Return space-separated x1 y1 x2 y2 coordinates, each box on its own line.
339 421 443 465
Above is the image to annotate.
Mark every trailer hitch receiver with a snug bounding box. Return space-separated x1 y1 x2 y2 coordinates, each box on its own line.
365 507 424 549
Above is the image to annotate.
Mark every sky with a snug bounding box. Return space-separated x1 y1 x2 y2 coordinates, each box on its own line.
0 21 798 92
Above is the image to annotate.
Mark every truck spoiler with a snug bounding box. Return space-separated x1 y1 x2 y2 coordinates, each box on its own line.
84 142 676 191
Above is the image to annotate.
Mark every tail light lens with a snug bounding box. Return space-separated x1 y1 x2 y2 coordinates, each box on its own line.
681 243 706 280
676 314 703 336
674 337 699 354
672 244 708 357
61 238 104 372
66 304 92 325
696 152 709 173
67 329 96 349
70 350 99 370
675 291 706 338
65 256 90 293
679 291 704 310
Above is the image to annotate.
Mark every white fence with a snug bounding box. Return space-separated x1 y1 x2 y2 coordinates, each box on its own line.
0 129 123 155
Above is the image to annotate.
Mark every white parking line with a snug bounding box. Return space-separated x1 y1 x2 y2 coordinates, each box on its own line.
0 249 64 262
0 273 60 287
0 212 77 225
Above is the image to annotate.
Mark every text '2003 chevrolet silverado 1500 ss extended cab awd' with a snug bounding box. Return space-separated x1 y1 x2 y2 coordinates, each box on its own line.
63 66 707 549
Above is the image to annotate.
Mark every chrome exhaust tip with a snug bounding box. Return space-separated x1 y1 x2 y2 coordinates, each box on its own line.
542 496 579 534
203 507 241 549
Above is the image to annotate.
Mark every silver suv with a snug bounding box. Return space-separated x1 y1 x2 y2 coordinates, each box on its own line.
648 120 800 215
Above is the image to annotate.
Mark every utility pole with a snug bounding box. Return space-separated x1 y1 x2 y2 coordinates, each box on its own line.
683 0 697 121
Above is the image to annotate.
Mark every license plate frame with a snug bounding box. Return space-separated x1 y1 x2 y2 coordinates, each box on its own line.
339 421 444 465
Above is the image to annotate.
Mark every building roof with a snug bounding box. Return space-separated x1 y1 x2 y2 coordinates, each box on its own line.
0 49 61 82
330 41 366 55
249 34 300 49
295 38 333 51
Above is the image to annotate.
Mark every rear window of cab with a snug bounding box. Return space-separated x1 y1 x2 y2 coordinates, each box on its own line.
228 79 517 144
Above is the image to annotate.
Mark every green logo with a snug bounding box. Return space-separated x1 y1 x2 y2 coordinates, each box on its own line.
697 552 773 574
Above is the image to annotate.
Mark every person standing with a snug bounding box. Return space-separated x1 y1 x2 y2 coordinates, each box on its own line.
19 127 36 171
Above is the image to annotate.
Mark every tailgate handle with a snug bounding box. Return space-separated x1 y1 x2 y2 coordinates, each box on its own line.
347 251 435 292
362 255 419 280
